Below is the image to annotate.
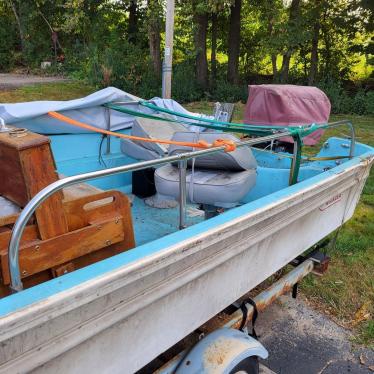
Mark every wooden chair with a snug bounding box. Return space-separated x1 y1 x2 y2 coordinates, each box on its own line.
0 128 135 296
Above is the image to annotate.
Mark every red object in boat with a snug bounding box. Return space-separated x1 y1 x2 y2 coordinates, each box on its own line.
243 84 331 145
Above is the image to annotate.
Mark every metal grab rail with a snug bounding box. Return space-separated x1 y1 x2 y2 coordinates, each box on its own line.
324 120 355 158
7 120 355 292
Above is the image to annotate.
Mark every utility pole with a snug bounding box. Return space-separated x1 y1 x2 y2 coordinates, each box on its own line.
162 0 175 99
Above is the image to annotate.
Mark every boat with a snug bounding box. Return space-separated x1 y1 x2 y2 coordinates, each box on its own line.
0 85 372 373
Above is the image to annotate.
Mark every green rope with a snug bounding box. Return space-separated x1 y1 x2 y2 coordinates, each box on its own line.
136 100 328 138
290 135 302 185
105 101 331 187
105 103 277 135
105 102 328 138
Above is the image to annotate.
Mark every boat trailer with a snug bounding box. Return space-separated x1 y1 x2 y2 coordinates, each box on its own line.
143 249 331 374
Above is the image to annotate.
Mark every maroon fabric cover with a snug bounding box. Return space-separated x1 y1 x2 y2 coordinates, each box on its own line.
243 84 331 145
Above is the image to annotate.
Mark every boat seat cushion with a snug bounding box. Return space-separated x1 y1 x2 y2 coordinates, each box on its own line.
128 117 187 156
120 138 161 161
155 164 256 208
168 132 257 171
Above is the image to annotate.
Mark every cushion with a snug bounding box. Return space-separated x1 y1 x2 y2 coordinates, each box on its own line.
131 117 187 155
120 138 161 161
155 164 256 208
168 131 257 171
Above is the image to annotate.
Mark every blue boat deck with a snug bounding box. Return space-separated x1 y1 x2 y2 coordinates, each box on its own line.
130 195 204 246
49 133 370 247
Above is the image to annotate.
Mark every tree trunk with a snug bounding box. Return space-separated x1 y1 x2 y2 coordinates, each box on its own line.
321 7 330 77
308 20 320 85
271 54 278 78
7 0 25 53
267 12 277 80
227 0 242 84
128 0 138 44
324 31 331 74
280 50 292 82
147 0 162 77
279 0 301 83
194 11 209 90
210 12 218 88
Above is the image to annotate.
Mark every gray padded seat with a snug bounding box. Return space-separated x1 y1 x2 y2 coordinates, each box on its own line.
155 165 256 208
168 131 257 170
120 116 187 160
155 132 257 208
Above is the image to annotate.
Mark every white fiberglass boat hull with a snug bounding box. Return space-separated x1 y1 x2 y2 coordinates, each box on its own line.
0 156 372 374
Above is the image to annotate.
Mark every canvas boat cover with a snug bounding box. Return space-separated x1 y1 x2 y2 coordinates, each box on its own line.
0 87 213 134
243 85 331 145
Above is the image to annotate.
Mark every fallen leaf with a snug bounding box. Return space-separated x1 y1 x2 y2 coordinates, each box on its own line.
359 353 366 365
352 302 371 326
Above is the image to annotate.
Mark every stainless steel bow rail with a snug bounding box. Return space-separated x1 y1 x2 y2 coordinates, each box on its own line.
7 121 355 292
326 120 355 158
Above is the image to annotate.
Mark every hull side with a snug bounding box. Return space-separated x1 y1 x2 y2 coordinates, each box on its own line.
0 155 372 374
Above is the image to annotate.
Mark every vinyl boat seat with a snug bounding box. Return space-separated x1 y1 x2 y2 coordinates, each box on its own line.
155 132 257 208
120 119 257 209
120 116 187 160
155 165 256 208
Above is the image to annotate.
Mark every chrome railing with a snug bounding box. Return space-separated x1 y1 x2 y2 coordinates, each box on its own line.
7 121 355 292
324 120 355 158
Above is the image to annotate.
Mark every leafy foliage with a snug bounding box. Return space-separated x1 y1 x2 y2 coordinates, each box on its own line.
0 0 373 112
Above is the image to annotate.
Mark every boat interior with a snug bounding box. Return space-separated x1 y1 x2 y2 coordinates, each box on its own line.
0 117 371 297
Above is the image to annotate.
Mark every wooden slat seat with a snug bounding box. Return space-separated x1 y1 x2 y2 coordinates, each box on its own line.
0 129 135 296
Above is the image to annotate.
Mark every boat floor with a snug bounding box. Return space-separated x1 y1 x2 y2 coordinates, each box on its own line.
129 194 205 246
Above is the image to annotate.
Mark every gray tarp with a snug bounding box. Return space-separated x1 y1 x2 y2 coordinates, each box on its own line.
0 87 212 134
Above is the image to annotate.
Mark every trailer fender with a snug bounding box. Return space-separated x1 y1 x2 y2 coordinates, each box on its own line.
175 328 268 374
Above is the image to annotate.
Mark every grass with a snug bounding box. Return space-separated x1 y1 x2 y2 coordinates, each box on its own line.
1 81 373 347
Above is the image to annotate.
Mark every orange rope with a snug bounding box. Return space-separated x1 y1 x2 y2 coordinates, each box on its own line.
48 111 236 152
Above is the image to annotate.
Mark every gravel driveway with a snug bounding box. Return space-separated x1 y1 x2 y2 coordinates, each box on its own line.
0 73 68 90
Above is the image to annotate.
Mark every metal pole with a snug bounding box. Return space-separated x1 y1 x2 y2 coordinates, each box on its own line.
105 107 111 154
225 259 314 330
325 120 355 158
178 160 187 230
162 0 175 99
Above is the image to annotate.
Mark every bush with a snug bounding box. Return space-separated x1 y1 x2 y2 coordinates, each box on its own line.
318 78 351 114
83 42 161 98
0 8 18 70
318 78 374 115
211 80 248 103
172 62 204 102
365 91 374 115
353 89 368 115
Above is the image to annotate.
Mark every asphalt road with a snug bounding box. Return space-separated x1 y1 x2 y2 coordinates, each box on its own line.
256 295 373 374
